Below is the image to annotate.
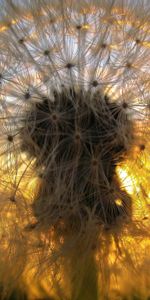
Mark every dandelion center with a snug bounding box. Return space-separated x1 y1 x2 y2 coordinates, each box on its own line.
21 88 133 224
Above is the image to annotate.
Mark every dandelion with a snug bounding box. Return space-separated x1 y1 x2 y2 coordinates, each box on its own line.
0 0 150 299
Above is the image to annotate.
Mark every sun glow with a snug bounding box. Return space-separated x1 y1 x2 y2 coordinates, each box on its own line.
117 166 135 195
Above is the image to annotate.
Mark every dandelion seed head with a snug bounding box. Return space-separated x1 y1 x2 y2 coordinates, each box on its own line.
0 0 150 299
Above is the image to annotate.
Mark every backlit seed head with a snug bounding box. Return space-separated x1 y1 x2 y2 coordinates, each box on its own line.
0 0 149 299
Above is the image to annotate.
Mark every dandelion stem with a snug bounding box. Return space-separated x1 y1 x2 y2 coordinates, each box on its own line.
72 254 99 300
